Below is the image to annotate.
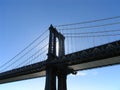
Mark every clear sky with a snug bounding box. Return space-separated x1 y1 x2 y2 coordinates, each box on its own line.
0 0 120 90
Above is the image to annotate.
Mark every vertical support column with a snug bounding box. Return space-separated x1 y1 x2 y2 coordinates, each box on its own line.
45 24 67 90
45 66 56 90
48 25 56 58
53 31 56 56
45 25 57 90
48 28 52 57
57 33 66 90
58 33 65 57
58 74 67 90
57 68 76 90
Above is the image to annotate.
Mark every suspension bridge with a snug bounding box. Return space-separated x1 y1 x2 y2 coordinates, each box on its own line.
0 16 120 90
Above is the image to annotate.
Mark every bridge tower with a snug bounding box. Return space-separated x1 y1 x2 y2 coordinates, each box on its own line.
45 25 75 90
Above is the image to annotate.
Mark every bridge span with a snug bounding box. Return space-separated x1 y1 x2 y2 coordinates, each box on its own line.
0 40 120 84
0 21 120 90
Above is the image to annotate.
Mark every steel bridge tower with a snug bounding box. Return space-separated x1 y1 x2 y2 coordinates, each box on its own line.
45 25 76 90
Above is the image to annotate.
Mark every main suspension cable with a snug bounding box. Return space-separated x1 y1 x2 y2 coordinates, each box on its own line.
56 16 120 27
0 29 48 70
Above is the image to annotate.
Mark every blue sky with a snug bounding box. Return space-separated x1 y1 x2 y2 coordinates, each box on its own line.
0 0 120 90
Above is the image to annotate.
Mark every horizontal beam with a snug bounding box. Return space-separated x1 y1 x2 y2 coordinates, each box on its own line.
0 40 120 84
0 71 45 84
0 61 46 84
69 56 120 71
51 40 120 70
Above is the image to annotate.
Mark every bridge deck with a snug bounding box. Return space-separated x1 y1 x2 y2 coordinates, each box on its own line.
0 40 120 84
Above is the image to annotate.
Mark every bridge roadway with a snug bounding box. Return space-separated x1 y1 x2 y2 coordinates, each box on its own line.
0 40 120 84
